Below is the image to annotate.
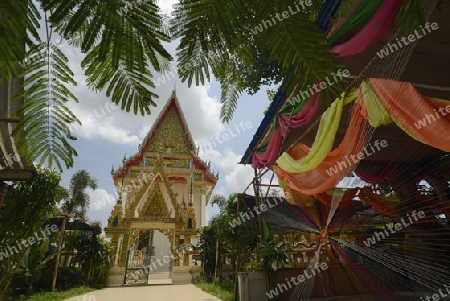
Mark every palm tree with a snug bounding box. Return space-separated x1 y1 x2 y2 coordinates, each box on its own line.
60 169 97 222
1 0 172 170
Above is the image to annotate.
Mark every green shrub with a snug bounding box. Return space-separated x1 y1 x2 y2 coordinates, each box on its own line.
194 278 234 301
53 267 85 290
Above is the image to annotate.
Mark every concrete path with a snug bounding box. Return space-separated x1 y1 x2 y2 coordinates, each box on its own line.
64 284 222 301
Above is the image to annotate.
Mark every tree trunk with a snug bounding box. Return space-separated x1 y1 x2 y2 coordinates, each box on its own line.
214 239 219 280
87 234 97 284
233 255 239 301
51 216 67 292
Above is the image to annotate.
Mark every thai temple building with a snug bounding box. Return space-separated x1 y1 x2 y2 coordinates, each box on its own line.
104 90 218 286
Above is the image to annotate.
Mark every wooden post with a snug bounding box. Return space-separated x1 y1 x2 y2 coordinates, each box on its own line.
252 169 263 260
87 233 96 284
51 216 67 292
252 169 270 300
214 239 219 280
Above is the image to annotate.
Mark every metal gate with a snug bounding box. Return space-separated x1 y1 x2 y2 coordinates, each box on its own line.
123 230 173 285
123 230 153 285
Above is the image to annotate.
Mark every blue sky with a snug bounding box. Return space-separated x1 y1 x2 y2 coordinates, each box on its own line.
54 0 279 227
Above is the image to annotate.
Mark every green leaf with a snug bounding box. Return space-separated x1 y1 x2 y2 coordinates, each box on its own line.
12 40 80 171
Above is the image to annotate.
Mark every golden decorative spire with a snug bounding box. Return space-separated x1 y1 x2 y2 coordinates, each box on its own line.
171 83 177 99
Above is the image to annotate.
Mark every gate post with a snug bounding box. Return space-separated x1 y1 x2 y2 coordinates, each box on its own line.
123 249 131 285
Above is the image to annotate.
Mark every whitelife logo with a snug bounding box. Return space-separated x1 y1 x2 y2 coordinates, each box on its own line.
325 140 388 177
0 153 21 170
75 294 96 301
363 210 425 247
92 172 156 209
266 262 329 299
288 69 351 106
199 121 253 154
228 198 282 228
0 224 58 261
376 22 439 58
414 104 450 129
129 243 193 280
420 284 450 301
68 101 120 133
250 0 313 35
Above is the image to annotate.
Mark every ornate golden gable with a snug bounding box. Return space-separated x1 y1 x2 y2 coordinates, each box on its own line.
125 155 181 219
140 183 171 218
146 108 190 154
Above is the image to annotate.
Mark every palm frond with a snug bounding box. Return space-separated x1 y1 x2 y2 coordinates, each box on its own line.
258 3 342 102
82 44 159 115
174 0 253 73
172 0 257 121
42 0 172 112
12 42 80 171
215 53 248 123
173 0 344 122
220 83 242 124
42 0 172 68
0 0 42 81
1 0 174 169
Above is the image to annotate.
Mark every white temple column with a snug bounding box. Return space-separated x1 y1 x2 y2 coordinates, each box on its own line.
200 189 206 226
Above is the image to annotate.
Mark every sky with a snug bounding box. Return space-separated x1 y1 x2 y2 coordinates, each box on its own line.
54 0 278 228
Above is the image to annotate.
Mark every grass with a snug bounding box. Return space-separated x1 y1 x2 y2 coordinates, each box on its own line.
6 286 97 301
193 279 234 301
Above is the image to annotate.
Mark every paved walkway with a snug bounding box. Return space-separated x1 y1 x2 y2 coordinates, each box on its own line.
64 284 222 301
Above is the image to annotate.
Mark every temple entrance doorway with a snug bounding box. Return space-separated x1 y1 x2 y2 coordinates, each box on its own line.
123 230 173 285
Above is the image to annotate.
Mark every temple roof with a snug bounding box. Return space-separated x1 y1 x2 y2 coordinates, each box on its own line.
111 89 218 184
139 89 196 156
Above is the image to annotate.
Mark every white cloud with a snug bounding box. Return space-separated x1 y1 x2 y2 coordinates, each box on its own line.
179 84 226 144
86 188 118 227
138 123 152 140
88 188 117 211
225 164 255 193
157 0 178 15
62 52 223 148
200 148 255 194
